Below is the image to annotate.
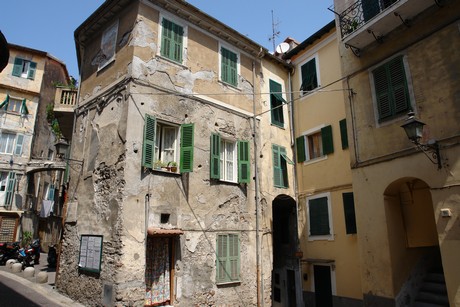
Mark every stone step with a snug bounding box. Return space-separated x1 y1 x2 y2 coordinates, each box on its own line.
420 281 448 295
416 291 449 306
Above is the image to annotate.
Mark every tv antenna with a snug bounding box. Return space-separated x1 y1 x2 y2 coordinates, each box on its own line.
268 10 280 52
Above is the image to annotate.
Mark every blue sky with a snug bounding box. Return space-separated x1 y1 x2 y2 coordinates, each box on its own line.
0 1 333 79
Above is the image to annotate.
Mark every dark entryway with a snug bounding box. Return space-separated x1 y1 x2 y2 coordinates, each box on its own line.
314 265 333 307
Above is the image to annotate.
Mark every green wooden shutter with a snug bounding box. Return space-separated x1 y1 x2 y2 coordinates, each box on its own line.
238 140 250 183
321 125 334 155
343 192 357 234
48 184 55 201
269 80 284 127
172 22 183 63
221 48 237 86
5 172 16 206
300 58 317 92
12 58 22 77
228 234 240 281
309 197 330 236
296 136 306 163
14 134 24 156
388 56 409 114
210 133 221 179
216 234 228 282
272 145 282 187
142 114 156 168
0 94 9 110
161 19 172 59
280 146 288 188
20 99 29 115
180 124 194 173
362 0 380 22
27 61 37 79
339 119 348 150
373 65 392 120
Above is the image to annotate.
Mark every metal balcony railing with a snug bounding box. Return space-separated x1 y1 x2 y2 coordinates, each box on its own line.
337 0 400 38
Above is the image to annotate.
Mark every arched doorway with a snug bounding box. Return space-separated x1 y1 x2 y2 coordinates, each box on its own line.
272 194 301 307
384 178 447 305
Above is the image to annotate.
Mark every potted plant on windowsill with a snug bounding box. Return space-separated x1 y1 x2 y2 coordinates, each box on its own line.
167 161 178 173
153 160 163 170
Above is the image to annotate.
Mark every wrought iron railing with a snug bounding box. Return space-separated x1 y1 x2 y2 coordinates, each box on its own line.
337 0 400 38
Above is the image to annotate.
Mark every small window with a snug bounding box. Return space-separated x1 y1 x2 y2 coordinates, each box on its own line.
98 21 118 70
220 47 238 86
160 18 184 63
12 58 37 79
272 144 288 188
142 114 194 173
269 80 285 127
307 193 333 240
216 233 240 283
372 55 411 122
0 133 16 154
300 56 319 93
7 98 21 113
343 192 357 234
210 133 250 183
296 125 334 163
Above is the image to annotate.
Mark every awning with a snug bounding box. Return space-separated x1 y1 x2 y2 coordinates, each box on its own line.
147 227 184 236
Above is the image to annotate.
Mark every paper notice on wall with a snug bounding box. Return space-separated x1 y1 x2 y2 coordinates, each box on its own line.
78 235 103 273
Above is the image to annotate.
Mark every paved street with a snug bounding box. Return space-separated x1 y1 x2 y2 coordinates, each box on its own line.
0 253 83 307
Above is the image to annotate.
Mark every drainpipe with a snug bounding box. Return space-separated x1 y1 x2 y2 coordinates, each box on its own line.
252 60 262 307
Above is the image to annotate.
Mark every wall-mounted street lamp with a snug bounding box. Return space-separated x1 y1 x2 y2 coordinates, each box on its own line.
54 138 84 165
401 111 442 169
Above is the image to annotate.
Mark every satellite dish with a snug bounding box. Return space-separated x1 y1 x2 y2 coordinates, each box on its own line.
275 42 290 54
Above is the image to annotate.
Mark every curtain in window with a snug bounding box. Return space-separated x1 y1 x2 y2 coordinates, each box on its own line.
145 237 170 306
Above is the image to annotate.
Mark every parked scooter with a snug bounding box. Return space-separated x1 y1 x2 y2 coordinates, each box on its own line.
47 244 57 267
0 241 20 265
18 239 41 269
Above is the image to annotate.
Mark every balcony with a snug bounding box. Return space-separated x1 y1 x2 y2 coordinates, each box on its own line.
53 87 77 140
335 0 435 50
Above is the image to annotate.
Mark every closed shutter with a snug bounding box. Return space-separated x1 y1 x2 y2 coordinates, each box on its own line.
5 172 16 206
228 234 239 281
388 56 409 114
374 65 392 120
27 61 37 79
269 80 284 127
362 0 380 22
309 197 330 236
142 114 156 168
161 19 172 59
172 22 183 63
237 140 250 183
221 48 237 86
210 133 221 179
343 192 357 234
14 134 24 156
216 234 239 283
339 119 348 150
12 58 22 77
180 124 194 173
321 125 334 155
216 234 228 283
296 136 306 163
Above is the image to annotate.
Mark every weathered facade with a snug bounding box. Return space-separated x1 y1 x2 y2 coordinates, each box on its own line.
284 22 362 307
0 44 70 249
332 0 460 306
57 0 298 306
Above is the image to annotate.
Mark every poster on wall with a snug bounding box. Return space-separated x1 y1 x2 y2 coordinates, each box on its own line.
78 234 103 273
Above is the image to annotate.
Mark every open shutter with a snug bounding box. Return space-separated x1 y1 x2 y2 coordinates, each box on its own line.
228 234 240 281
20 99 29 115
142 114 156 168
269 80 284 127
27 61 36 79
210 133 221 179
216 234 228 283
238 140 250 183
5 172 16 206
12 58 22 77
300 58 317 92
339 119 348 150
48 184 55 201
309 197 330 236
180 124 194 173
14 134 24 156
388 56 409 114
343 192 357 234
0 94 9 110
272 145 282 187
321 125 334 155
296 136 306 163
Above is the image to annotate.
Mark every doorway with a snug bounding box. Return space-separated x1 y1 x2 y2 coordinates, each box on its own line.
313 265 333 307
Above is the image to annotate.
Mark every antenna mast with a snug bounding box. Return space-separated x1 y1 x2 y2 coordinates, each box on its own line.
269 10 280 52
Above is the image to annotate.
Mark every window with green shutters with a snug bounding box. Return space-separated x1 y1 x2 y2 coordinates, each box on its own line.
161 18 184 63
12 58 37 80
307 193 333 240
216 234 240 283
272 144 288 188
372 56 410 122
300 57 318 93
142 114 194 173
296 125 334 163
221 47 238 86
342 192 357 234
210 133 250 183
269 80 285 127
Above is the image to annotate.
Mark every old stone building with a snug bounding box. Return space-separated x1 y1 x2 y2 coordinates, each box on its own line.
57 0 299 306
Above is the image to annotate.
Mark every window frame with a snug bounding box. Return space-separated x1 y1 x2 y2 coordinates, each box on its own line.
369 54 413 124
272 144 289 188
219 44 239 87
98 20 119 71
306 192 334 241
0 132 24 155
12 57 37 80
299 54 320 95
159 16 186 64
216 233 240 284
296 124 334 164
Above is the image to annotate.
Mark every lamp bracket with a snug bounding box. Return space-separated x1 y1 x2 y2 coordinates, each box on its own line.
413 140 442 169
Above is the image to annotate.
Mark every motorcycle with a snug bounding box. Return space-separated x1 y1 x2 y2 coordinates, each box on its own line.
18 239 41 269
0 241 20 265
47 244 57 267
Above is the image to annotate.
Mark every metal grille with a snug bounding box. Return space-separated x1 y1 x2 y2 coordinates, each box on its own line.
0 217 17 242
